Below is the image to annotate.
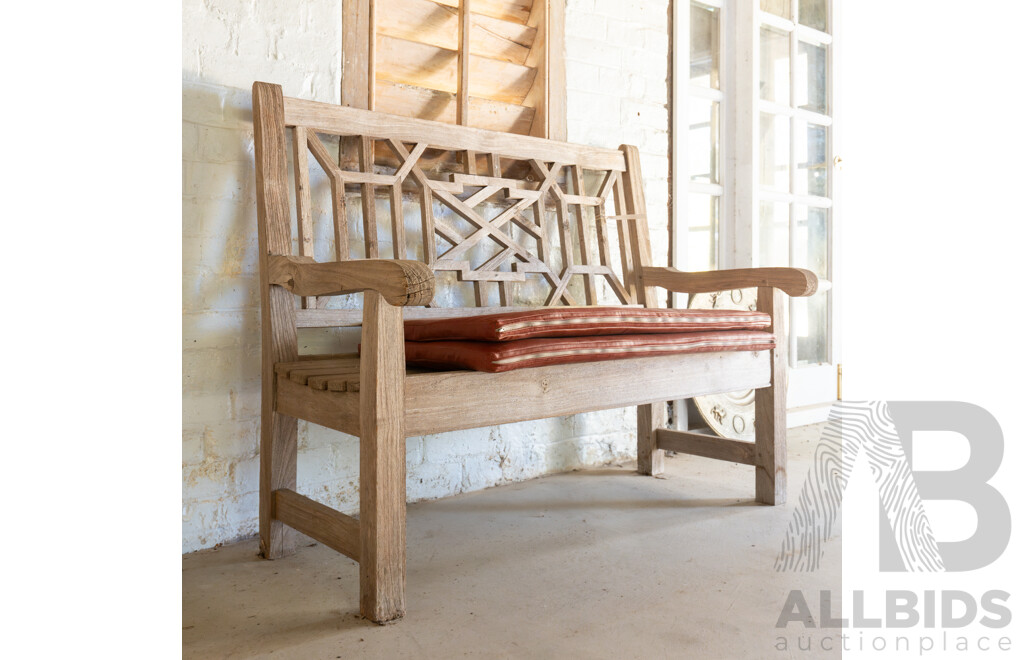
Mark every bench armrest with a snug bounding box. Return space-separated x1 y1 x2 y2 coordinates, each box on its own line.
268 255 435 306
642 266 820 297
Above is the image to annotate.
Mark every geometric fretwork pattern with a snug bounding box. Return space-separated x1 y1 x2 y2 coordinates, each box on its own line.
291 128 640 309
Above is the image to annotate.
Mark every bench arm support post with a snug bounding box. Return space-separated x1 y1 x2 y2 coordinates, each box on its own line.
755 286 787 504
359 291 408 623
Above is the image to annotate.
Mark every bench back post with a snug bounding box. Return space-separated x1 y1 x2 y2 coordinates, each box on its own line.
253 82 299 366
618 144 657 308
253 81 301 558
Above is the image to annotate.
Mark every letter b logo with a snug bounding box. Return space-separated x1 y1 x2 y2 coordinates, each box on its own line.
881 402 1011 572
775 401 1010 572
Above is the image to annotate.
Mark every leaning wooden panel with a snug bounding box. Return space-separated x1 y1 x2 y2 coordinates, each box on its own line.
404 351 771 437
455 0 470 125
377 0 536 66
375 35 537 106
523 0 566 140
343 0 374 111
374 80 536 134
433 0 531 24
544 0 567 141
341 0 374 164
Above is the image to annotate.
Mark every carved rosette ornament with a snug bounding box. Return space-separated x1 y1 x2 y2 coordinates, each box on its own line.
690 288 758 441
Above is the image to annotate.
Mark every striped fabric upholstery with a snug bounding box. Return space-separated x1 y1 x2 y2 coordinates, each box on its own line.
404 331 775 373
404 307 771 342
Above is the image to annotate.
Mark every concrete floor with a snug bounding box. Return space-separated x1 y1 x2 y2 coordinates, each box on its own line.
183 423 839 659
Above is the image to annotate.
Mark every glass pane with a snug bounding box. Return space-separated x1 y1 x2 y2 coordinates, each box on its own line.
760 113 789 192
798 0 828 32
795 121 828 197
796 41 828 114
687 194 719 271
690 3 720 89
793 206 828 277
689 98 719 184
794 294 828 364
759 202 789 267
792 205 828 365
761 0 791 19
760 26 790 103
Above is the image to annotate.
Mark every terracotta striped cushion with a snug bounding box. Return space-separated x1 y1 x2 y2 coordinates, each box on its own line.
404 307 771 342
404 331 775 373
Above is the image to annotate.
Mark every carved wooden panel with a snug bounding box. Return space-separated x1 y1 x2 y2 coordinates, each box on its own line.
282 100 645 314
298 135 636 310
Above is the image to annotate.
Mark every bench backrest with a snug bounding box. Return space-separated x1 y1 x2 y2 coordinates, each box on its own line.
252 81 657 334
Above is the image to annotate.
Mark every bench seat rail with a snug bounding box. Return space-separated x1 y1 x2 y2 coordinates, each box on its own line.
274 349 771 438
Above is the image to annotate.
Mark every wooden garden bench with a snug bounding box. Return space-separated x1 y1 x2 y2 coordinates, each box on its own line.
250 81 819 623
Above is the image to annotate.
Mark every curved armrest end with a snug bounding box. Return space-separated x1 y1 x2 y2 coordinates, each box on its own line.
388 260 435 307
642 266 819 297
268 256 436 307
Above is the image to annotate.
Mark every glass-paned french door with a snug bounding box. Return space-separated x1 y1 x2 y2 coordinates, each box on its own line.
674 0 839 420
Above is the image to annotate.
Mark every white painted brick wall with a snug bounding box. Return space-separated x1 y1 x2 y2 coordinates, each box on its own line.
182 0 670 553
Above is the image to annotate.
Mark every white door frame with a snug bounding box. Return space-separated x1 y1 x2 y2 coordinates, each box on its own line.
671 0 841 427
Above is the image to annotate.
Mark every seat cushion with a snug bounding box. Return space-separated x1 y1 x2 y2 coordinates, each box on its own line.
404 331 775 373
404 306 771 342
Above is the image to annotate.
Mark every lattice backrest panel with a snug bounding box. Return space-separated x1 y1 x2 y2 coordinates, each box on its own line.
281 94 648 312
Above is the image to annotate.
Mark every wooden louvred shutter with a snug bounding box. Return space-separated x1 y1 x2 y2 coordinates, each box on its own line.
342 0 566 140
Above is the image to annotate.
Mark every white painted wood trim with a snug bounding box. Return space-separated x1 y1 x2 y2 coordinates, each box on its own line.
688 180 725 196
758 10 795 32
671 0 689 304
758 11 833 45
717 0 734 270
830 0 843 371
758 190 832 207
758 100 833 125
727 0 757 270
688 85 725 102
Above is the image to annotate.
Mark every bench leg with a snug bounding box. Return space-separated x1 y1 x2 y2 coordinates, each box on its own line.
755 287 787 504
259 406 298 559
359 291 407 623
637 403 666 476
